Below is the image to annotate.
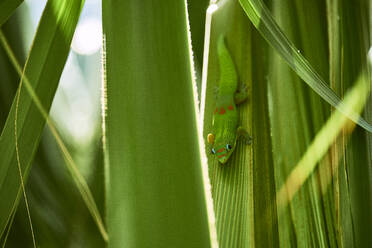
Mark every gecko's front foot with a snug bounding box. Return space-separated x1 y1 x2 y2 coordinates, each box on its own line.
234 83 248 104
237 126 252 145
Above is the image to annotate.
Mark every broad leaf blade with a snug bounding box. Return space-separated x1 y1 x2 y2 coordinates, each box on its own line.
102 1 213 247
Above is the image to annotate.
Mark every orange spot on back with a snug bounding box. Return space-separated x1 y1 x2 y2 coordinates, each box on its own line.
219 107 226 115
214 107 218 114
228 105 234 110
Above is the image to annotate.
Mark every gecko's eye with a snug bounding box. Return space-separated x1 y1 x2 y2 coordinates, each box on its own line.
226 144 232 150
211 148 216 154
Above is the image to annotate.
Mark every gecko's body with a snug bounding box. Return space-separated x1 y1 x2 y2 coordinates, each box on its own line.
207 36 250 164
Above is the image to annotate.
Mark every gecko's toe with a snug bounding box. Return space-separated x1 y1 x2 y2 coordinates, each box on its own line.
245 136 252 145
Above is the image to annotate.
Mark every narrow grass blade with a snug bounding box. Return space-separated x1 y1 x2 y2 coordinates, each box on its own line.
0 0 23 26
326 1 351 246
0 0 84 237
0 17 24 247
266 1 331 246
102 1 214 247
277 73 370 211
238 0 372 133
5 133 106 247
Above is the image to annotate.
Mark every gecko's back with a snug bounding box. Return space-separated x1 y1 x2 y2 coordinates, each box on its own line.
217 36 238 96
210 36 239 163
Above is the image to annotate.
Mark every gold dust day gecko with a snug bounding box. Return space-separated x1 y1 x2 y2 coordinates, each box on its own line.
207 36 251 164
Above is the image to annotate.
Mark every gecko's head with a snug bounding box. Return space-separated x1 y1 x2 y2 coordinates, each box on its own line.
207 133 235 164
211 143 234 164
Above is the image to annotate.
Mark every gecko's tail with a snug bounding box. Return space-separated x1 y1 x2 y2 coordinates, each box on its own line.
217 35 238 95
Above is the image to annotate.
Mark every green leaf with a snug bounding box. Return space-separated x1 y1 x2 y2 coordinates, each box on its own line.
0 0 84 237
188 0 210 98
201 1 278 246
0 0 23 27
326 1 352 246
265 1 333 246
0 17 24 130
102 1 214 247
277 73 370 216
338 1 372 246
238 0 372 133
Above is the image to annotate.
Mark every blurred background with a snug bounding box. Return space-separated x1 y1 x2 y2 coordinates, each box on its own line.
1 0 105 247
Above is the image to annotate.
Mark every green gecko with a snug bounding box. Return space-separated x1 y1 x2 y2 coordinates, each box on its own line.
207 36 251 164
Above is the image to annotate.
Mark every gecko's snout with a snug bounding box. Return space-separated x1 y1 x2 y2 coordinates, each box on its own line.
216 147 229 164
213 144 233 164
218 156 229 164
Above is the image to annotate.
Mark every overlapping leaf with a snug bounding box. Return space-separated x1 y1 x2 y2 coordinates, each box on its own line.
0 0 23 26
239 0 372 132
